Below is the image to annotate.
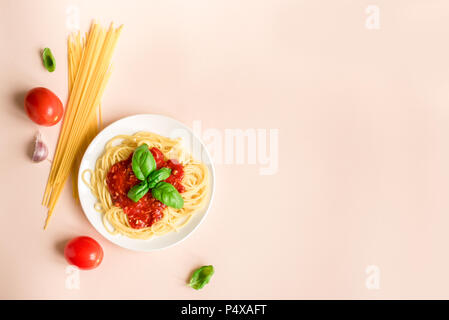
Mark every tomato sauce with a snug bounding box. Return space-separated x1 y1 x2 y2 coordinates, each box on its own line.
106 147 185 229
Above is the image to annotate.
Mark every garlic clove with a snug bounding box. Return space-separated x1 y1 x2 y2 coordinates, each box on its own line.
32 131 48 163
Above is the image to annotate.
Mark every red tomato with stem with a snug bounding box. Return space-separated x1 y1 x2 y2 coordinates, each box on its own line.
24 87 63 126
64 236 103 270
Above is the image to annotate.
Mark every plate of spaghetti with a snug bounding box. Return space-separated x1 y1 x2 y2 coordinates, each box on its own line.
78 114 215 251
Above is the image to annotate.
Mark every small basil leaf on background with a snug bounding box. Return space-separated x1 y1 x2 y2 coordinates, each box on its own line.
151 181 184 209
132 144 156 180
147 167 172 188
189 265 214 290
127 180 150 202
42 48 56 72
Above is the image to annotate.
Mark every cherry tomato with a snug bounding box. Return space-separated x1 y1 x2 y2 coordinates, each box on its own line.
150 147 165 169
24 87 63 126
64 236 103 270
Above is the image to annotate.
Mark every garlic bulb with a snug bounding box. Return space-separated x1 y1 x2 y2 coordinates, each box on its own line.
32 132 48 162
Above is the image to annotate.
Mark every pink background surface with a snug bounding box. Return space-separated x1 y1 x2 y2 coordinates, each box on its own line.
1 0 449 299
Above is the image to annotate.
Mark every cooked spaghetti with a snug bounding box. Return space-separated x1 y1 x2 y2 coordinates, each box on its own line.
82 132 209 239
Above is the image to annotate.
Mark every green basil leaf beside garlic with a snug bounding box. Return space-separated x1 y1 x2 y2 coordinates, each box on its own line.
32 132 48 162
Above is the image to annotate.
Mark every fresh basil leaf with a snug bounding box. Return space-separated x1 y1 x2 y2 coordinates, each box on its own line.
151 181 184 209
132 144 156 181
42 48 56 72
147 167 172 188
127 180 150 202
189 265 214 290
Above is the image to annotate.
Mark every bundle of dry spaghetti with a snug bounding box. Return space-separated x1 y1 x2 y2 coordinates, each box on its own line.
42 22 123 229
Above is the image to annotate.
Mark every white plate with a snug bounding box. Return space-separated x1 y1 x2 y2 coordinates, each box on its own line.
78 114 215 252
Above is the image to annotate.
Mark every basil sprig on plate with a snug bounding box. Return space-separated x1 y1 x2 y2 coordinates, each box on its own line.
131 144 156 181
127 180 150 202
147 167 172 188
151 181 184 209
126 144 184 208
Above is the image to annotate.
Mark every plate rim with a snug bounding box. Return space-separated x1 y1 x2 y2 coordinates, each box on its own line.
77 113 216 252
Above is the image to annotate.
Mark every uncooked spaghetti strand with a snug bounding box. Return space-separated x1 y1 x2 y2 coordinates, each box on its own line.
43 24 101 206
42 22 122 228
